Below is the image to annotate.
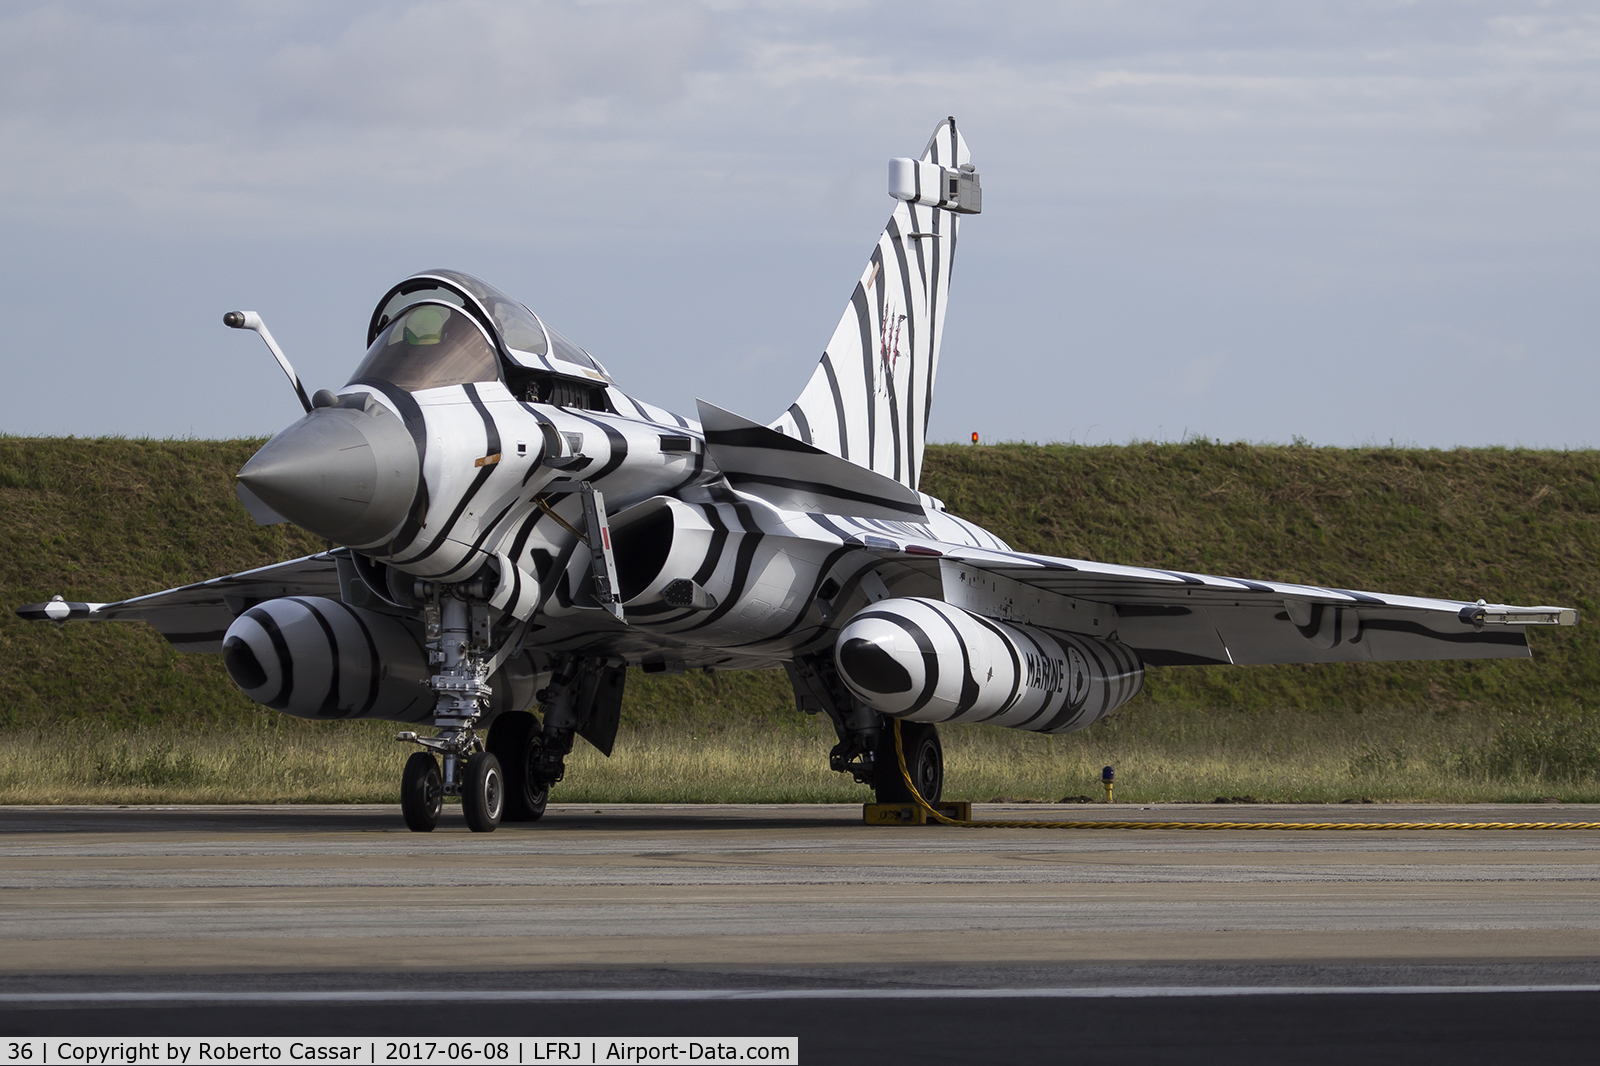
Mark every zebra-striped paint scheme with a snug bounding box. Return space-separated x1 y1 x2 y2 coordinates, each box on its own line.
222 598 434 721
17 118 1577 740
834 597 1143 734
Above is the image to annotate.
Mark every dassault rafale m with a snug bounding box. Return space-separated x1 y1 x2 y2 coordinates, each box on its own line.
19 120 1578 831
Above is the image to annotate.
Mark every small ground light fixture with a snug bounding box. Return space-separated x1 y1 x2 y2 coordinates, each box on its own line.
971 431 979 444
1102 765 1115 803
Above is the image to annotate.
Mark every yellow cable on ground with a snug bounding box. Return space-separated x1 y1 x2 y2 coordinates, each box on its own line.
889 720 1600 831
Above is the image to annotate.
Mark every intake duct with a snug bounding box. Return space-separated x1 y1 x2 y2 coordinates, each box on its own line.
606 496 718 608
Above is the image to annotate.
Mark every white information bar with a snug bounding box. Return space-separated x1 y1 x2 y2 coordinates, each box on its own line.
1 1040 797 1065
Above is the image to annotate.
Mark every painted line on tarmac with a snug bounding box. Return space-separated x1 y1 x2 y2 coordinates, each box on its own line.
4 986 1600 1005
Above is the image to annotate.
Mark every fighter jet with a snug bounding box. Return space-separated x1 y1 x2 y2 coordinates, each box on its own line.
18 119 1578 832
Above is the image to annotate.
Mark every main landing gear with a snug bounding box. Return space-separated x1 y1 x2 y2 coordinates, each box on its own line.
487 711 549 822
785 654 945 805
873 720 944 805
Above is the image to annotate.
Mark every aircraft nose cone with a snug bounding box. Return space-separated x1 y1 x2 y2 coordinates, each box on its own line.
238 399 419 546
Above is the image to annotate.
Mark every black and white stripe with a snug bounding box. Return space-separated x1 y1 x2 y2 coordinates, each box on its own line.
699 400 927 522
221 597 433 722
833 597 1145 735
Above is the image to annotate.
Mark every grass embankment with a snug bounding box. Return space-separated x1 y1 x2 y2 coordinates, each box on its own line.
6 705 1599 805
2 438 1599 804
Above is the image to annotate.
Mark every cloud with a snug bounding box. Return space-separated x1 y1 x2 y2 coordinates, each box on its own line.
0 2 713 127
4 1 1598 238
4 1 1600 444
260 1 713 130
0 1 715 231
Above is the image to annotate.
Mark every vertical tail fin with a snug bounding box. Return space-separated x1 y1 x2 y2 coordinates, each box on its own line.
769 118 979 493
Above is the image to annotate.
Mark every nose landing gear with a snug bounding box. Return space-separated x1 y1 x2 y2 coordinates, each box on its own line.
395 579 624 831
400 751 443 832
460 750 505 832
396 582 505 832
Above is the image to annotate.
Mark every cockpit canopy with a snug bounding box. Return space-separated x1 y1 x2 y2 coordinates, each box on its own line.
349 302 499 393
351 269 611 398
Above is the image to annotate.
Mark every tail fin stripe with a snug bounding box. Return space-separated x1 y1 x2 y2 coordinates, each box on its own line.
889 228 915 480
820 353 849 461
885 220 918 483
887 356 903 484
897 204 930 472
905 204 930 287
901 205 930 475
924 205 946 430
786 402 812 446
874 228 899 481
851 282 875 463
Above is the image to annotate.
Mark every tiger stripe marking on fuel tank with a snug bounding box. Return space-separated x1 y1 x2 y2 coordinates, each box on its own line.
835 597 1144 734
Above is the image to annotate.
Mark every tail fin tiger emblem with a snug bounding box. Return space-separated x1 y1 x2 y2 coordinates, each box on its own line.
876 306 906 400
770 117 980 492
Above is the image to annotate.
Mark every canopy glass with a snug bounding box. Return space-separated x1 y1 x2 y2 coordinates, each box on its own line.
348 302 499 392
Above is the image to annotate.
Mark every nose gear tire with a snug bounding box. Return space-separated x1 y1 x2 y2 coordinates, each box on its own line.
874 721 943 805
461 751 505 833
400 751 443 832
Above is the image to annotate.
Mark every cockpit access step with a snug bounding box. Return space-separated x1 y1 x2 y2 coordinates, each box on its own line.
863 801 972 825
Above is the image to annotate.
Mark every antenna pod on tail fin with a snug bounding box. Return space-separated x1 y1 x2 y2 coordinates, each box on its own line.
769 118 978 493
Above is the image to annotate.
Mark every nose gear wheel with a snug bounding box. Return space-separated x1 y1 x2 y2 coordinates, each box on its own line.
400 752 442 833
461 751 504 832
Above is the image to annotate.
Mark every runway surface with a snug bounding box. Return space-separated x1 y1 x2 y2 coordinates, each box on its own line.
4 802 1600 1060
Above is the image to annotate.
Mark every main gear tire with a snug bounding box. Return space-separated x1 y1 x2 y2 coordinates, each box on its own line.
400 751 442 833
487 712 549 822
460 751 505 833
873 720 944 805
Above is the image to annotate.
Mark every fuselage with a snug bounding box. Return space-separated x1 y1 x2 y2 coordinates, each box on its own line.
236 269 1011 676
363 378 1008 671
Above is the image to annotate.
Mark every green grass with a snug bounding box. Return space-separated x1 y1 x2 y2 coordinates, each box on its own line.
2 436 1599 804
5 703 1600 805
930 441 1599 713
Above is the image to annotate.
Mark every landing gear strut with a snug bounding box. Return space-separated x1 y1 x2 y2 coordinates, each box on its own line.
396 581 502 832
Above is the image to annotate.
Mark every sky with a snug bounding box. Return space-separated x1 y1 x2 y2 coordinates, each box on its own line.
1 1 1597 448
